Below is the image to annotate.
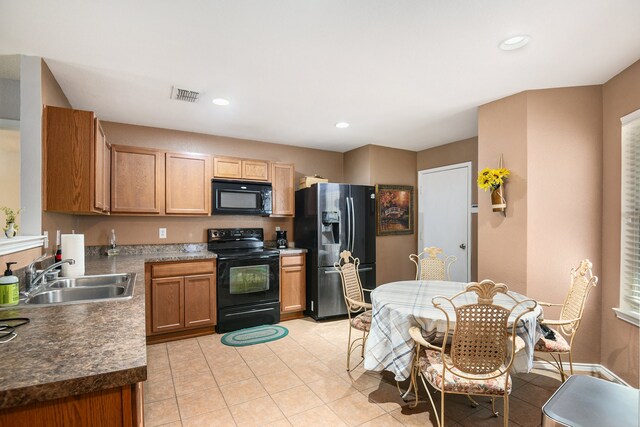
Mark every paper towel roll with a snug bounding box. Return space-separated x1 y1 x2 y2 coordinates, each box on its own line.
61 234 85 277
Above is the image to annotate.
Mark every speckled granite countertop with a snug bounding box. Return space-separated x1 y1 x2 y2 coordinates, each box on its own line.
0 251 215 409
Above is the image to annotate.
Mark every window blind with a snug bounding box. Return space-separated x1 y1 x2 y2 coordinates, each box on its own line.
621 113 640 318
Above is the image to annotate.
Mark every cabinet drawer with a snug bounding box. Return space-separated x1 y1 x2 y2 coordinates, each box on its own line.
281 254 304 267
151 260 216 278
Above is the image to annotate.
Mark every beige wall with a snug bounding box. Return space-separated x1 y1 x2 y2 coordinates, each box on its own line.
0 128 20 211
601 60 640 387
40 59 78 257
78 122 343 246
0 247 42 271
417 137 478 281
525 86 603 364
343 145 417 285
478 93 529 294
343 145 371 186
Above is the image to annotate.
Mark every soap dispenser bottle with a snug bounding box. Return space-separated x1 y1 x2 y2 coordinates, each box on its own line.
0 262 19 306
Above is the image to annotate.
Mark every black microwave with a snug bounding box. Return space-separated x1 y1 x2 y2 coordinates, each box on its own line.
211 179 272 216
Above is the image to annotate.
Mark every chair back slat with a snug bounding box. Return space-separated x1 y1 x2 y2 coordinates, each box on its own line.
420 258 446 280
410 246 456 281
334 251 365 314
452 304 510 374
432 279 537 378
559 259 597 336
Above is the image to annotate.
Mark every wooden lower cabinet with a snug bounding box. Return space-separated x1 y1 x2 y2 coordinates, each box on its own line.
280 254 306 319
151 276 184 333
0 383 143 427
146 260 216 343
184 274 216 327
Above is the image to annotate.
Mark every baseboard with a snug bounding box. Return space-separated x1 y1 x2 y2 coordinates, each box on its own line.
532 360 631 387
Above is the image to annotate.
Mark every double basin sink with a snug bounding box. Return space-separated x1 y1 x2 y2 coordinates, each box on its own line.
24 273 136 305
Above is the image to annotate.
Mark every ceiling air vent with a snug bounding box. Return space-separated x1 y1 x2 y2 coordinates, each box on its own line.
170 86 200 103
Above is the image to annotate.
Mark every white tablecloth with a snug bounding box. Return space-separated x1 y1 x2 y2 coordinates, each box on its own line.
363 280 542 381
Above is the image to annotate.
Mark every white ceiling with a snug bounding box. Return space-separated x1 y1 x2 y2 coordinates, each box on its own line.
1 1 639 153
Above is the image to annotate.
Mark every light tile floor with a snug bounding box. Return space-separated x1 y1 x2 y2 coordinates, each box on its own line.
143 318 578 427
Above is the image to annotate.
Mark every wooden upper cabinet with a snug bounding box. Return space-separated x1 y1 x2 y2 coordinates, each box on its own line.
242 159 270 181
214 156 270 181
102 135 111 212
111 145 164 214
271 163 295 216
43 106 109 214
213 157 242 179
165 152 211 215
93 119 111 213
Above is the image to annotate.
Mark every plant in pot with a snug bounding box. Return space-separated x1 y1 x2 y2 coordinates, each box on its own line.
0 207 23 238
477 167 510 212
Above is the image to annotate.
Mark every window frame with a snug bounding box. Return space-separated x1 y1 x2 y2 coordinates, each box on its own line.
615 109 640 327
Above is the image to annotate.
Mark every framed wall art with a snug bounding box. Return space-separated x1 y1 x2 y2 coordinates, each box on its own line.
375 184 414 236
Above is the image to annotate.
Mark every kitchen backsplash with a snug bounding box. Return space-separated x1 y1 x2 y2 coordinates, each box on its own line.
85 243 208 257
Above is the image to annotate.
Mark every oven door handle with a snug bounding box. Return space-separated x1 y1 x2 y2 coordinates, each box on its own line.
217 255 278 261
225 307 276 316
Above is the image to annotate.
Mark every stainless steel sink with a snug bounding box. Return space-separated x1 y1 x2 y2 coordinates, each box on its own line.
48 274 129 288
24 273 136 305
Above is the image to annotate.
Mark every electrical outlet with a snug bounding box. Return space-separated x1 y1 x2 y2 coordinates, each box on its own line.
159 228 167 239
43 231 49 249
275 226 281 231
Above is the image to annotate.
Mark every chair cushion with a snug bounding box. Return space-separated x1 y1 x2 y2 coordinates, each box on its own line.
535 329 571 353
350 310 372 332
418 349 512 396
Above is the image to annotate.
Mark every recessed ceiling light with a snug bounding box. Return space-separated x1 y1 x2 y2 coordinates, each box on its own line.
335 122 350 129
499 35 530 51
212 98 230 106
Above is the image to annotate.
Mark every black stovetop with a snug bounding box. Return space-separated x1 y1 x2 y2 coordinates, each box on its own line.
207 228 279 259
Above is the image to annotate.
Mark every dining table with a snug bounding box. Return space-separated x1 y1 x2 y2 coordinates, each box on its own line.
363 280 543 381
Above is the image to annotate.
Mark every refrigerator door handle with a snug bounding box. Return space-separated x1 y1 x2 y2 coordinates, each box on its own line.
350 196 356 253
346 197 351 254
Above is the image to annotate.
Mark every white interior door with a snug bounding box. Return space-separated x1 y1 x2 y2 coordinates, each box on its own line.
418 163 471 282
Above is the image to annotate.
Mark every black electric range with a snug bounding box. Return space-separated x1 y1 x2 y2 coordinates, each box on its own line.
208 228 280 332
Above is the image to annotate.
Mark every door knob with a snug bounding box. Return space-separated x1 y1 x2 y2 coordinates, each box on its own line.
459 243 466 250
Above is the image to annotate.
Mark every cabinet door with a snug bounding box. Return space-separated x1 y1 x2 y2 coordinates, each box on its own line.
242 160 270 181
271 163 294 216
213 157 242 179
151 277 184 333
166 152 211 215
43 106 96 213
94 119 106 212
111 145 164 214
103 141 111 212
281 261 306 313
184 274 217 327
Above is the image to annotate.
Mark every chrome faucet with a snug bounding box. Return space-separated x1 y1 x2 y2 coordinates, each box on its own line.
26 258 75 294
25 254 47 292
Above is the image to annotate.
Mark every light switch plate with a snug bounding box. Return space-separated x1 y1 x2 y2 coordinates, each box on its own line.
159 228 167 239
43 231 49 249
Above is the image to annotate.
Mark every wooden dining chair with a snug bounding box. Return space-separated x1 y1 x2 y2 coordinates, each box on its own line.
410 246 457 281
535 259 598 382
334 250 372 372
409 280 537 427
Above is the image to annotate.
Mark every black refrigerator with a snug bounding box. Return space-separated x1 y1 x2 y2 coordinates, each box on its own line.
294 183 376 320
